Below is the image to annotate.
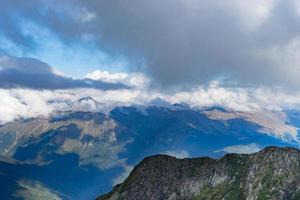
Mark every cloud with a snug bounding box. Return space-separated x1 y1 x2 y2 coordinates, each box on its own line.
72 0 300 90
86 70 149 88
2 0 300 90
2 82 300 124
0 90 29 123
0 88 144 124
216 143 262 154
0 54 129 90
161 150 190 158
164 82 300 112
14 179 63 200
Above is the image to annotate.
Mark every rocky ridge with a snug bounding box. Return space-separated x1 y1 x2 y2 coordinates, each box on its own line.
98 146 300 200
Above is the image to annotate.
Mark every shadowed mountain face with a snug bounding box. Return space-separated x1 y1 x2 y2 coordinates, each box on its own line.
0 105 299 199
98 147 300 200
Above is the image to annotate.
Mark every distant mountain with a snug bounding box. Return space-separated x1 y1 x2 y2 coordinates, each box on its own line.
0 105 299 199
98 146 300 200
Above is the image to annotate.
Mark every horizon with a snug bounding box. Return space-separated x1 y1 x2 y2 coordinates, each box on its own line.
1 0 300 124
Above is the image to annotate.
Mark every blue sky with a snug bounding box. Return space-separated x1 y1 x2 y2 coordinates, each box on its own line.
0 20 130 78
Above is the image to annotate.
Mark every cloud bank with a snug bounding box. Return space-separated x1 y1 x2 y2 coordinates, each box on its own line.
2 83 300 124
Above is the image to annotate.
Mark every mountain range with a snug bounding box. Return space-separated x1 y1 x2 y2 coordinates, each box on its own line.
0 97 299 199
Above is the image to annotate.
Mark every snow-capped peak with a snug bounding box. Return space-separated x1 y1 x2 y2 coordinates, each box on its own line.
77 96 96 102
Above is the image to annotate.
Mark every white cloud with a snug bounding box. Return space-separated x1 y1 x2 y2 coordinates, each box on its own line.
166 83 300 112
0 87 150 124
161 150 190 158
0 89 70 124
86 70 149 88
216 143 262 154
0 90 28 123
14 180 62 200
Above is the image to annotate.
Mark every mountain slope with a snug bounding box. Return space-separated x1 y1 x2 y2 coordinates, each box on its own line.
98 146 300 200
0 105 299 199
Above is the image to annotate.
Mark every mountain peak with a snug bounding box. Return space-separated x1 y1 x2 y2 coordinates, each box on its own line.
77 96 96 102
70 96 101 112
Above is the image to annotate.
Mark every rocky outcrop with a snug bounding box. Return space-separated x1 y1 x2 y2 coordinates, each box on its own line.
97 146 300 200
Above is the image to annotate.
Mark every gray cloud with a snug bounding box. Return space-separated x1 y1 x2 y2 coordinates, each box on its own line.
1 0 300 90
15 179 63 200
0 55 129 90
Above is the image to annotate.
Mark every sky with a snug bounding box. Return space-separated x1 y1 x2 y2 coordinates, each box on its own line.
1 0 300 123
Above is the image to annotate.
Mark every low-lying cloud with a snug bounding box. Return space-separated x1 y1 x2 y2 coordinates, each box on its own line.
2 83 300 124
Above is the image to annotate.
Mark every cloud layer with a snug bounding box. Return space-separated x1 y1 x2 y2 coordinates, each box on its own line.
2 83 300 124
2 0 300 89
